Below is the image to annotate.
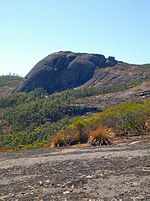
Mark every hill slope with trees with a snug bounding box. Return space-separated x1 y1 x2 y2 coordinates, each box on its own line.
0 52 150 150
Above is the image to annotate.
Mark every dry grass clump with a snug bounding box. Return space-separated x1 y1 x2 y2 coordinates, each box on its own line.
88 126 115 146
145 118 150 134
48 126 114 148
0 147 10 152
48 132 67 147
48 131 88 148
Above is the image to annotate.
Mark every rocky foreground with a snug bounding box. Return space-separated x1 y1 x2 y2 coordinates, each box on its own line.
0 142 150 201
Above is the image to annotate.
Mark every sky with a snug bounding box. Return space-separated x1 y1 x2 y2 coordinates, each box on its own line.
0 0 150 76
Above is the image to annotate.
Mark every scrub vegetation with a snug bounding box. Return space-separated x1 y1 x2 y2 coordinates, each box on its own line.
0 75 150 150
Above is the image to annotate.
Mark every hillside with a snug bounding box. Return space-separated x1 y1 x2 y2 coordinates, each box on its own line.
74 80 150 109
0 52 150 150
0 75 22 96
79 63 150 89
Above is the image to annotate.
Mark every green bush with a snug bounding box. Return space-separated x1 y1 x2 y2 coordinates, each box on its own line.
98 103 148 135
48 100 150 147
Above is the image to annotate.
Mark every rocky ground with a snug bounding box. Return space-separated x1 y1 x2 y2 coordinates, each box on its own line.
0 141 150 201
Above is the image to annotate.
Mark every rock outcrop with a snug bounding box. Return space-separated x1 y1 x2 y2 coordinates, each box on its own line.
14 51 117 93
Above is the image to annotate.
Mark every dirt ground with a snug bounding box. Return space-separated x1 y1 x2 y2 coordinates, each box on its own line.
0 141 150 201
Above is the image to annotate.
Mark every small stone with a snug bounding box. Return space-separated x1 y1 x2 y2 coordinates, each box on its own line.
131 182 138 187
38 181 43 186
85 175 94 179
63 190 70 195
46 179 50 184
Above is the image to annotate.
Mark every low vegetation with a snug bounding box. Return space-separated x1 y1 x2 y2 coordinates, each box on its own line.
0 75 22 88
48 101 150 147
0 75 150 150
88 127 114 146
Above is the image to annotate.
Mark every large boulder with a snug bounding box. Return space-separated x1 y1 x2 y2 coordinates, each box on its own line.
14 51 117 93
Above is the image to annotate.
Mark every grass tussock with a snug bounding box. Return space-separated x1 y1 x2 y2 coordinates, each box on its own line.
48 126 114 148
88 126 114 146
48 131 88 148
0 147 11 152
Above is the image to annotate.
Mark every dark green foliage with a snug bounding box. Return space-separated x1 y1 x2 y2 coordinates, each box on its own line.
0 88 47 108
0 118 71 148
0 88 72 148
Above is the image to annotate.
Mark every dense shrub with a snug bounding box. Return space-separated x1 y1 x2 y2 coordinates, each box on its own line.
97 103 149 135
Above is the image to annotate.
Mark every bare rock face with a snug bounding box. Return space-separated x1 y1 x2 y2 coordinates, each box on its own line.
14 51 117 93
